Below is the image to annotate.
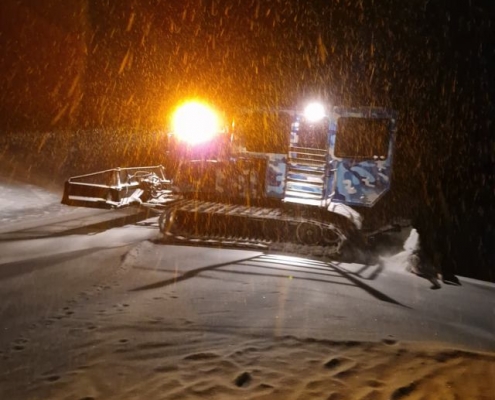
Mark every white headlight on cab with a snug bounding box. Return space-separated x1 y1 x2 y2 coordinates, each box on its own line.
304 102 326 122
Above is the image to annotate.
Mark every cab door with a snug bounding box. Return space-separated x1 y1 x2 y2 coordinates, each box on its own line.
328 107 397 207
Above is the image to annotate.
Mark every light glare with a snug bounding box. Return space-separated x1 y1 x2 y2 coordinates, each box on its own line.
304 102 326 122
172 101 220 144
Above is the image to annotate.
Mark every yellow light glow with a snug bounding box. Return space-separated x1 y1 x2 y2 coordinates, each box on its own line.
172 101 220 144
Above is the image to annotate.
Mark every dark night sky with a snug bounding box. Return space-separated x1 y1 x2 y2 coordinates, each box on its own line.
0 0 493 279
0 1 493 130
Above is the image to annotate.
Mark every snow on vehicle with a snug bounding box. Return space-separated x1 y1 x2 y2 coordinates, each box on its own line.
62 100 406 259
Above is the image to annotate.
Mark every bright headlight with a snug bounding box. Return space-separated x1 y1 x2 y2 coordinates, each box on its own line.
304 102 326 122
172 101 221 145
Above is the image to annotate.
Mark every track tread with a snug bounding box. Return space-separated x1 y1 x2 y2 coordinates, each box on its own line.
159 200 349 258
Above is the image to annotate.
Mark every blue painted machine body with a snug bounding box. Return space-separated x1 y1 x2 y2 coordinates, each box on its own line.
172 106 397 212
285 107 397 208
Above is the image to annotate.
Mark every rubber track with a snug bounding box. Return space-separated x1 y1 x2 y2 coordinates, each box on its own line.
159 200 347 258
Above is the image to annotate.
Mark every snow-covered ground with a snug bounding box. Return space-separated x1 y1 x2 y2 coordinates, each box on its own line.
0 176 494 400
0 171 81 227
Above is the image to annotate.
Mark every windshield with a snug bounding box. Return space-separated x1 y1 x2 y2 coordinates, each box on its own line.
0 1 493 400
335 117 390 159
234 111 291 153
296 121 329 149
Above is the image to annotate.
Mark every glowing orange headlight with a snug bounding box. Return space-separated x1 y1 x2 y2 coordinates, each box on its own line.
172 101 221 145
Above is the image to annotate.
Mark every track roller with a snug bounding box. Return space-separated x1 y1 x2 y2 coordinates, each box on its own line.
296 222 322 245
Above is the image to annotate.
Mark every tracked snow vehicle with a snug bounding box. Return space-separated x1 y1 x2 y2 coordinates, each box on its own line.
62 101 403 258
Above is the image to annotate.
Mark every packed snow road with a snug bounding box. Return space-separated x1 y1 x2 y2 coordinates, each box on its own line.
1 220 494 350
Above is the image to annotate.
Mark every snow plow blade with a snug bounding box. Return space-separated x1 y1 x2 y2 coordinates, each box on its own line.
61 165 174 209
